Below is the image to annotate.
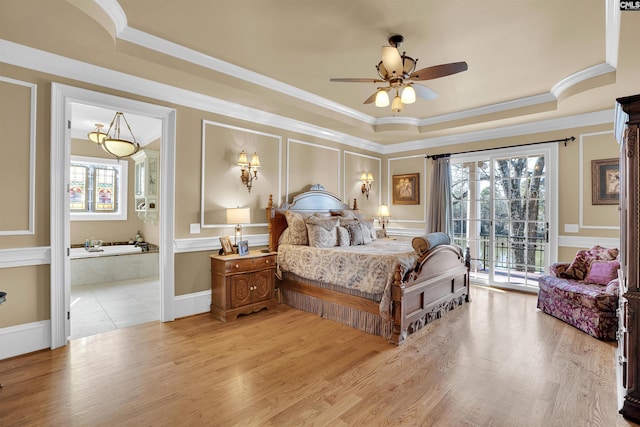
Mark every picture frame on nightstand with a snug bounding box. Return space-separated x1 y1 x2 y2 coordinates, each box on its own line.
219 236 234 255
237 240 249 255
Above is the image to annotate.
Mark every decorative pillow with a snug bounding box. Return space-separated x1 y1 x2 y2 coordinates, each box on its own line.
605 278 620 295
305 217 339 248
337 226 350 247
584 260 620 285
361 218 377 241
562 245 620 280
345 222 366 246
284 211 308 245
278 228 293 245
412 232 451 255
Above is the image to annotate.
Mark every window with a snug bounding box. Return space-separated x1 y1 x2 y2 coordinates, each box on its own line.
70 156 128 221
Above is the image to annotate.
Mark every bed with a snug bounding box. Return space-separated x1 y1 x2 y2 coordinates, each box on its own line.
266 186 471 345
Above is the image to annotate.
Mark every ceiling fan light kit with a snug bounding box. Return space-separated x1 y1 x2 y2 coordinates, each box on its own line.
330 35 468 113
375 90 390 107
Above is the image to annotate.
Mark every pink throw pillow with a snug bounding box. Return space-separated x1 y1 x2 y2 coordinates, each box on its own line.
584 260 620 285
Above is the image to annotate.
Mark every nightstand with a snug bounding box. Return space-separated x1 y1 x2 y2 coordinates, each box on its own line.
210 250 277 321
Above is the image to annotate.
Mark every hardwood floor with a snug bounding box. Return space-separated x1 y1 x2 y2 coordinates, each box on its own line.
0 285 636 426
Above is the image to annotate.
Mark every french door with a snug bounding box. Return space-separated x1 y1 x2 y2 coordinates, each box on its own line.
450 145 557 292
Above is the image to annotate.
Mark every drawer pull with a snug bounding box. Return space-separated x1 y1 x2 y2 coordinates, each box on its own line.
265 260 270 264
235 264 239 268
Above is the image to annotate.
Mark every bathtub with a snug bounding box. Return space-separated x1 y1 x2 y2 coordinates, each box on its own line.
70 245 159 286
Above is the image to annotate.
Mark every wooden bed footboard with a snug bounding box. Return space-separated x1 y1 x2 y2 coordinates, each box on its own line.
389 244 471 345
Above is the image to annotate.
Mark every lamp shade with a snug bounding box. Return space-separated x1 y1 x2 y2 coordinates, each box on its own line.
250 152 261 168
227 207 250 225
377 204 390 217
237 151 249 167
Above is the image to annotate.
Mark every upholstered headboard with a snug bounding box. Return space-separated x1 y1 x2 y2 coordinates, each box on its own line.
266 185 355 252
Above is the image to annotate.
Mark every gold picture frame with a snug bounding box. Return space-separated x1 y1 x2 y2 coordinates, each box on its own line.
219 236 234 255
591 158 620 205
392 173 420 205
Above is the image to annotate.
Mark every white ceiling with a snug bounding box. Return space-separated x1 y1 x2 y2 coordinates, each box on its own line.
71 103 161 147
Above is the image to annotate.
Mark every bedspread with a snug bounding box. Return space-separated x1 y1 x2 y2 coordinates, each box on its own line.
277 239 419 318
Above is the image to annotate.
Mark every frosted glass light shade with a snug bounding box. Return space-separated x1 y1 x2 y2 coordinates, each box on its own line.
401 85 416 104
375 90 390 107
87 123 108 144
391 95 403 113
102 138 139 158
250 152 261 168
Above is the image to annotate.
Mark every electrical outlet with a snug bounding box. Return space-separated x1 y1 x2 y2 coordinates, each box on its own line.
190 223 201 234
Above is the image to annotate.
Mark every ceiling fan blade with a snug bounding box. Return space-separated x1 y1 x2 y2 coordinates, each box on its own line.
330 78 384 83
382 46 403 77
411 83 438 100
408 61 468 81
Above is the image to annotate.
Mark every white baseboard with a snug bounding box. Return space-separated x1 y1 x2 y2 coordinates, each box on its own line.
0 320 51 360
173 290 212 319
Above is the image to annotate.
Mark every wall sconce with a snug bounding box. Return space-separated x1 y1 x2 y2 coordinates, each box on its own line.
361 172 374 199
227 207 251 245
238 150 260 192
377 204 390 237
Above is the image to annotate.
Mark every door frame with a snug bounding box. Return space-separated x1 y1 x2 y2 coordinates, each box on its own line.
451 143 558 291
50 83 177 348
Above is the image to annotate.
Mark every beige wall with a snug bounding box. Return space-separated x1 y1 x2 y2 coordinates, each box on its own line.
0 64 621 328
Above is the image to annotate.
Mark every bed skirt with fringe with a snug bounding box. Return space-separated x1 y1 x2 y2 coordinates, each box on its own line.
278 271 469 341
279 286 394 339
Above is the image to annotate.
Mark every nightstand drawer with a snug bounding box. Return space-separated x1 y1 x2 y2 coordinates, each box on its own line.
224 254 276 273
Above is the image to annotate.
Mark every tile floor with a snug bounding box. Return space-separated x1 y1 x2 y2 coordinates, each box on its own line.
70 277 160 340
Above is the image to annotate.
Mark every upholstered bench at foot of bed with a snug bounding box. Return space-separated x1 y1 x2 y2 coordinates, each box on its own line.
536 274 618 341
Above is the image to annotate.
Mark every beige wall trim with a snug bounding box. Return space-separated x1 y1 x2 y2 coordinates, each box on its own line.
0 246 50 269
173 234 269 254
578 130 620 230
558 235 619 249
386 227 426 237
0 320 50 360
0 76 36 236
201 120 283 228
387 154 428 224
174 290 211 319
286 139 341 200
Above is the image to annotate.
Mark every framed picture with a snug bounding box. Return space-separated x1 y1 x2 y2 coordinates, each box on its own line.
219 236 234 255
591 158 620 205
392 173 420 205
237 240 249 256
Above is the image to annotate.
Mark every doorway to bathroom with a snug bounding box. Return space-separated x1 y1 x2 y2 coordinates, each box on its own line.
68 103 163 339
50 83 177 348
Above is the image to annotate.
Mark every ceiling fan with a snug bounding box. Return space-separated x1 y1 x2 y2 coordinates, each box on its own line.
330 35 468 113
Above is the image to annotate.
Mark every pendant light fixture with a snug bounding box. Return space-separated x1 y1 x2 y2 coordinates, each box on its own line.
101 112 140 160
87 123 109 144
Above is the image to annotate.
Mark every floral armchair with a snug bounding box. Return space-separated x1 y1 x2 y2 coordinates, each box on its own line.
536 246 620 341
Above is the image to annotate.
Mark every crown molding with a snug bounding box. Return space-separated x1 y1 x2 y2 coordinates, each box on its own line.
91 0 619 131
382 109 614 154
